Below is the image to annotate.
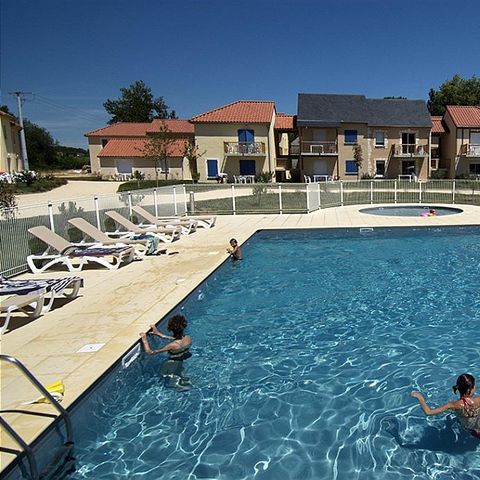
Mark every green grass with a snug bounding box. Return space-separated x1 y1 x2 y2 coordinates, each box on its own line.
14 177 68 194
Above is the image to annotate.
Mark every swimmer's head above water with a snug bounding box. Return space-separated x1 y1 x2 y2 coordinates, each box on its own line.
453 373 476 397
168 315 188 339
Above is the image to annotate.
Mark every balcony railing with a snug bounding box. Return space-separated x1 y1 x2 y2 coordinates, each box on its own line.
224 142 265 155
300 141 337 155
393 144 427 156
460 144 480 156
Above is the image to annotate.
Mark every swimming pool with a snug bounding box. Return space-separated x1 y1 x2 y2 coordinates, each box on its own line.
8 227 480 480
360 205 463 216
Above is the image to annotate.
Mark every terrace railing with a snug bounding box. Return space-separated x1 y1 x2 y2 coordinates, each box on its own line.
300 141 337 155
393 144 428 156
460 144 480 156
224 142 265 155
1 180 479 277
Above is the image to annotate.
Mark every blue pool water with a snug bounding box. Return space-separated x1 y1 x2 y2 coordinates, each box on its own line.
360 206 463 216
22 227 480 480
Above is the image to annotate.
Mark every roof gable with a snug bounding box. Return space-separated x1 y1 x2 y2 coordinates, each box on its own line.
191 100 275 124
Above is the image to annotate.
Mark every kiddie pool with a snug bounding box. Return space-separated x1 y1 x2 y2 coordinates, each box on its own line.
359 205 463 216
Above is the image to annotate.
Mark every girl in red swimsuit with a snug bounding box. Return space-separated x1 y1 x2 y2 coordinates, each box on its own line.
411 373 480 438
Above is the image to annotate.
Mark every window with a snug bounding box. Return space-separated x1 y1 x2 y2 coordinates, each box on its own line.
101 139 108 147
375 160 385 176
401 133 415 154
375 131 385 147
345 160 358 175
430 158 439 170
238 129 254 143
206 159 219 178
469 163 480 175
344 130 357 144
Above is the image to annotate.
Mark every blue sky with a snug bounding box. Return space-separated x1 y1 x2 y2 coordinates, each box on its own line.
1 0 479 147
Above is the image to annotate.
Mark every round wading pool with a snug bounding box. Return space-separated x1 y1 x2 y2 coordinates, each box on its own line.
359 205 463 216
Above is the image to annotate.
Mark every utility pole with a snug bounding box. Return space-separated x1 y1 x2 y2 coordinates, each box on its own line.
9 91 32 171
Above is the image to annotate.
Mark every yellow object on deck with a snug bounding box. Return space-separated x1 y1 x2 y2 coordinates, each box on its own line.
23 380 65 404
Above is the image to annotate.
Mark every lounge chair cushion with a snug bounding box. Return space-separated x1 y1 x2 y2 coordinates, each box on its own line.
60 245 131 257
0 277 83 296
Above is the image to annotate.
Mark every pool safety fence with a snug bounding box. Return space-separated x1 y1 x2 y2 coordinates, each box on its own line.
1 180 479 276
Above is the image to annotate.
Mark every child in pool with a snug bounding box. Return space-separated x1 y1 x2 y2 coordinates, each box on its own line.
226 238 242 260
411 373 480 438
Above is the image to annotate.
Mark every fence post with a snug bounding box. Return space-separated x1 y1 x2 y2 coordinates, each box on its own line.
189 191 195 213
419 182 422 203
278 184 283 214
48 202 55 232
173 187 178 215
183 185 188 213
94 196 101 230
153 188 158 217
394 180 397 204
306 184 310 212
340 181 344 206
231 184 236 215
317 182 321 208
127 191 133 217
452 181 456 204
370 181 373 204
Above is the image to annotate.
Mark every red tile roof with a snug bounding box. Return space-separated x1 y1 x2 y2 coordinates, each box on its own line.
446 106 480 127
85 119 193 137
146 119 194 134
431 116 446 134
191 100 275 124
275 113 296 130
98 138 188 157
85 122 150 137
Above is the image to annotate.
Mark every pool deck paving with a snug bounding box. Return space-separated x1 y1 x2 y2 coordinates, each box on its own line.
1 203 480 472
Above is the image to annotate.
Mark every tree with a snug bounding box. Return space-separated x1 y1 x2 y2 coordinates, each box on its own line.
24 119 59 170
141 121 177 185
352 144 363 181
428 74 480 115
104 80 176 124
0 105 14 116
183 141 205 181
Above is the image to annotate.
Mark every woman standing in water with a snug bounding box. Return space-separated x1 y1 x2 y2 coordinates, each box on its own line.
140 314 192 390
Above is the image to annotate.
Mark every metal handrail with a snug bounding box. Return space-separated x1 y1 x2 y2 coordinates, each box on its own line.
0 354 74 443
0 416 39 479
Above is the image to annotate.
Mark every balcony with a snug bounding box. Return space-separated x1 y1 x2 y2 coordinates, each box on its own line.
392 144 427 157
224 142 265 156
300 141 337 155
460 144 480 156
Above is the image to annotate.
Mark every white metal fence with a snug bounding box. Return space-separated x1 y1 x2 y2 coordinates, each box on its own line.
1 180 479 277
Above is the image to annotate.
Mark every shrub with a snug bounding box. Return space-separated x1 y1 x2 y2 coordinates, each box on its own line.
0 181 18 219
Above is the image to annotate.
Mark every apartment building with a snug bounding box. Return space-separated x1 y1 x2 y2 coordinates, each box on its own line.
85 119 194 180
296 94 432 181
441 106 480 178
190 101 278 181
0 110 22 173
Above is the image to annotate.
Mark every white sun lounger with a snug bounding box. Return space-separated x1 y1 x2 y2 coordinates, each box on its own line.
133 205 216 229
27 226 135 273
67 218 166 257
132 205 197 235
0 276 83 334
105 211 181 243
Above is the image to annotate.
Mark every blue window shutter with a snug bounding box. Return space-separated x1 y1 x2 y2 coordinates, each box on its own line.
345 130 357 144
207 159 218 177
345 160 358 174
238 129 254 142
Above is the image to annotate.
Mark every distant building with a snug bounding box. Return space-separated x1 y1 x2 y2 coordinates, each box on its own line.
85 119 194 180
441 106 480 178
0 110 22 173
296 94 432 181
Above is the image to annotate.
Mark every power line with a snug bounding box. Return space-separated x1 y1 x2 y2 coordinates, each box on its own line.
32 95 105 122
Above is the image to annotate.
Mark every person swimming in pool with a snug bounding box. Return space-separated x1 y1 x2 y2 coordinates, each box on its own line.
411 373 480 439
140 314 192 390
226 238 242 260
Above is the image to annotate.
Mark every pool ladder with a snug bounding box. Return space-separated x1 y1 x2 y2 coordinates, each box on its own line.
0 355 75 480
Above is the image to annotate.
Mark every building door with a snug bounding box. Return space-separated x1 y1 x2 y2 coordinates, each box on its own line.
206 159 219 178
401 133 415 154
313 159 328 174
239 159 256 175
375 160 385 177
401 160 416 175
470 132 480 155
238 129 255 143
